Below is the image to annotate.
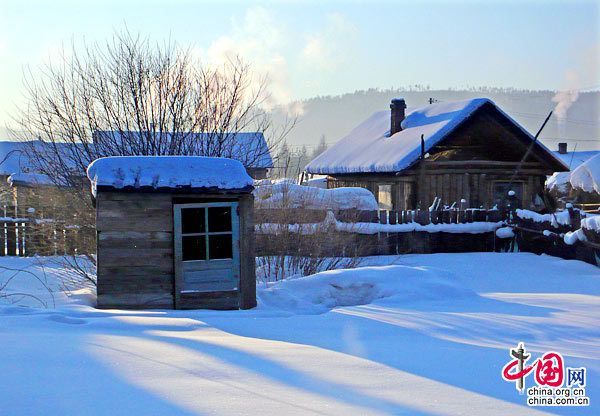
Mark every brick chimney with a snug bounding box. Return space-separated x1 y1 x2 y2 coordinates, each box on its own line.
558 142 568 154
390 98 407 136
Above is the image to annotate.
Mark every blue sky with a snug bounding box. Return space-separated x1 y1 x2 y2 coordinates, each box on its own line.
0 0 598 125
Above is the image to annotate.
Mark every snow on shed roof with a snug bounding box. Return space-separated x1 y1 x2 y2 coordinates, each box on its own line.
93 130 273 169
305 98 567 175
552 150 600 170
87 156 254 196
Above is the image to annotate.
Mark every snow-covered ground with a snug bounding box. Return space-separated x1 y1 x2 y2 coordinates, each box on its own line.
1 253 598 415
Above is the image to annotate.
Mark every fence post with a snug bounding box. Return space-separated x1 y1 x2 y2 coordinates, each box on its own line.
6 222 16 256
0 222 5 256
567 204 581 229
378 210 389 255
389 210 398 255
442 210 451 224
416 209 430 225
17 222 25 256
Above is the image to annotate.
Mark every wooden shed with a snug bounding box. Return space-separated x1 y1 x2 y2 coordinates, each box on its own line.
305 98 569 211
87 156 256 310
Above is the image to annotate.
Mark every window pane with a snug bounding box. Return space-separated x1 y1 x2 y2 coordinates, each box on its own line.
181 208 205 234
208 234 233 259
208 206 232 232
182 235 206 261
378 184 393 210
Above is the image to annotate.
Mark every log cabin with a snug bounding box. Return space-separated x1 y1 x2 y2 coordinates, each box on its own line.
305 98 569 211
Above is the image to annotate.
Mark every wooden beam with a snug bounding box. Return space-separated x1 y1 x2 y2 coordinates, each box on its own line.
423 160 541 167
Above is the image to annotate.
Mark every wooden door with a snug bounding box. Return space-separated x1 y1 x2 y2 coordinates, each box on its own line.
173 202 240 301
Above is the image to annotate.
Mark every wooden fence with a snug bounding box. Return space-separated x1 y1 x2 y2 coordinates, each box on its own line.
255 208 510 257
511 207 600 266
256 207 509 225
0 218 95 256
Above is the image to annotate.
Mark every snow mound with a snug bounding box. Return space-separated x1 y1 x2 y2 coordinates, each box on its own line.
254 183 378 210
545 171 570 192
570 153 600 193
304 176 328 188
258 265 477 314
495 226 515 238
515 208 572 227
87 156 253 196
547 153 600 194
582 215 600 232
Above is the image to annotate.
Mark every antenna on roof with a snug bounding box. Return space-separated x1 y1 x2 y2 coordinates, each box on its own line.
428 98 437 105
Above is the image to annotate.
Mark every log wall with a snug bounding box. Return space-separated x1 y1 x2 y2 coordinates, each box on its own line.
329 170 547 211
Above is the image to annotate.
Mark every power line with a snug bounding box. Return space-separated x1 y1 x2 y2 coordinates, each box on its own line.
512 111 600 126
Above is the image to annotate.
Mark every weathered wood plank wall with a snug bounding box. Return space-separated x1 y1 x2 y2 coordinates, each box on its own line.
96 192 174 309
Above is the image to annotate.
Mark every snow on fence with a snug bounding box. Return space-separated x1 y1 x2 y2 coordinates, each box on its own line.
0 218 94 256
256 207 507 227
255 208 509 257
510 206 600 266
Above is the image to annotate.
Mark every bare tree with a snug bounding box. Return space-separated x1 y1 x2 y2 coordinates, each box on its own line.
13 30 293 211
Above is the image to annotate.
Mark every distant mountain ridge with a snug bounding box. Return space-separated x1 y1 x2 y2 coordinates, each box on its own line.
273 88 600 152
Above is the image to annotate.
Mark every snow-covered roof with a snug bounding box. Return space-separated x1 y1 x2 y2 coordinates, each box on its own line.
306 98 567 174
93 130 273 169
0 140 82 177
552 150 600 170
0 141 29 176
87 156 254 196
7 172 56 188
0 130 273 184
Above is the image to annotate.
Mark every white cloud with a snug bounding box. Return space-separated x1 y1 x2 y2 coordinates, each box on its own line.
197 9 358 116
302 13 357 72
201 7 301 116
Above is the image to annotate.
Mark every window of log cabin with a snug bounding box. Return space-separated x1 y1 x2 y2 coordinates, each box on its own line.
378 184 393 210
492 181 524 209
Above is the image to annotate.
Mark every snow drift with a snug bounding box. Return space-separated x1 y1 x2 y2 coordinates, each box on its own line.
254 182 378 211
259 264 477 314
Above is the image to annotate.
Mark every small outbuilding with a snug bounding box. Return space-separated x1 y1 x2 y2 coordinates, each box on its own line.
87 156 256 310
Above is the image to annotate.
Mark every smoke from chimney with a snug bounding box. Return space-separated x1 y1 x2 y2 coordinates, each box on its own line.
390 98 407 136
552 89 578 138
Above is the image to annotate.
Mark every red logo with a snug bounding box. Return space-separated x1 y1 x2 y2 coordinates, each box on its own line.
502 343 564 392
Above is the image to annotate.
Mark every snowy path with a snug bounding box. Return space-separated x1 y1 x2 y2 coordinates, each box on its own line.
1 253 598 415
